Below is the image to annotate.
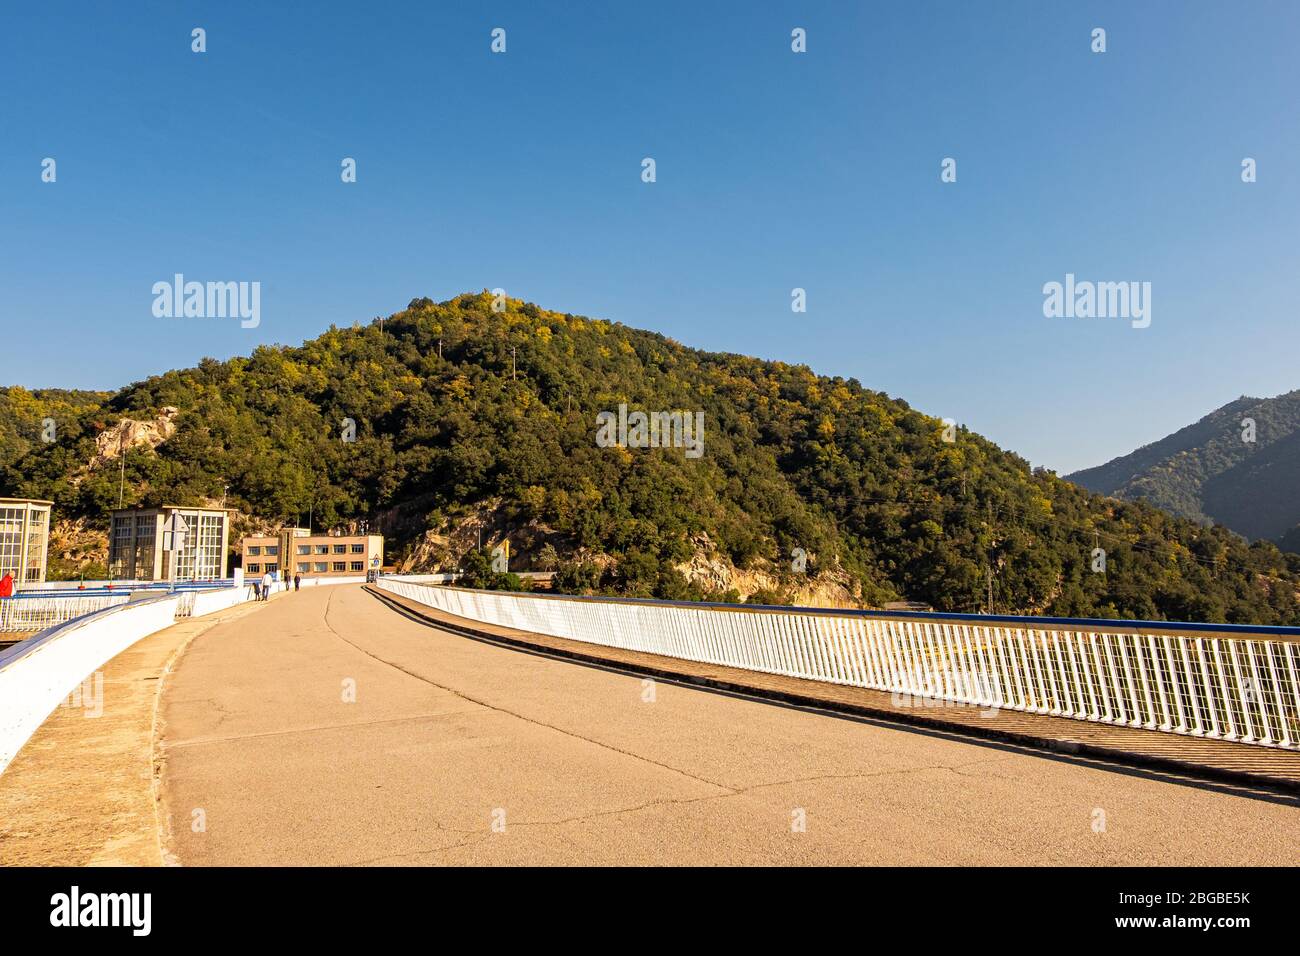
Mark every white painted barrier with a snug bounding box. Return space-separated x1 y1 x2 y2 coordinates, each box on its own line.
0 595 180 776
189 586 256 616
250 576 365 598
0 576 343 775
379 579 1300 752
174 576 361 617
173 576 359 617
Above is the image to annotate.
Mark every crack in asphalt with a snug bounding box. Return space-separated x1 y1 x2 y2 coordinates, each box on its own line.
158 588 1038 866
159 707 484 750
339 756 1017 864
323 589 736 794
318 590 1026 863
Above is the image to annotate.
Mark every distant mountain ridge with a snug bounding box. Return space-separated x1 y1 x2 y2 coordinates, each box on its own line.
1067 390 1300 548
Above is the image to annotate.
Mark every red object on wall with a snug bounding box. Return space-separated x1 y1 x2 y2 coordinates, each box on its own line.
0 573 13 598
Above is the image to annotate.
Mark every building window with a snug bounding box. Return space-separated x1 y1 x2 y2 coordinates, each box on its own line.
108 515 132 580
350 544 364 554
133 515 155 581
248 546 261 556
350 562 364 572
247 563 260 573
0 504 47 585
265 563 278 574
315 545 329 555
173 511 225 581
331 562 345 571
266 545 278 555
314 562 328 573
333 544 346 554
297 545 310 555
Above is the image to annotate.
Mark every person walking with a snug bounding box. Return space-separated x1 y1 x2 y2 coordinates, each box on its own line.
260 570 273 601
293 572 301 592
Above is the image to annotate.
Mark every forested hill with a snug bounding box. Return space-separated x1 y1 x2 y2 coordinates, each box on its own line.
3 292 1299 624
0 387 111 473
1067 390 1300 548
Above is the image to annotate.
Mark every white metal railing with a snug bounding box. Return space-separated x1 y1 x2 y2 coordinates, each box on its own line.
174 591 198 618
378 579 1300 751
0 594 131 632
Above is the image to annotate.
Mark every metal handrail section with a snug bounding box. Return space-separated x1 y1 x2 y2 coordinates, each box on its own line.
376 575 1300 642
378 578 1300 750
0 593 131 632
174 591 198 618
15 578 235 594
0 593 177 672
2 582 254 627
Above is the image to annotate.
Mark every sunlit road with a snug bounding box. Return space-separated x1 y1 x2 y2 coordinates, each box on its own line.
158 585 1300 865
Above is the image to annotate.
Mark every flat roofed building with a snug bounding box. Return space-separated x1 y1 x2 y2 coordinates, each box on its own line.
242 528 383 578
109 505 231 582
0 498 52 588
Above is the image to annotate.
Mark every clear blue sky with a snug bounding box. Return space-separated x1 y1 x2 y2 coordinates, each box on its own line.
2 1 1297 474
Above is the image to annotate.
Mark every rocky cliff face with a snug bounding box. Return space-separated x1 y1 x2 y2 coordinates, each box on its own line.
672 533 865 608
46 518 108 580
393 500 550 574
90 406 179 468
392 516 865 608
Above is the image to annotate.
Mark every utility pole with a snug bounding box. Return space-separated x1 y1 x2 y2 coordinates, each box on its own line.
509 346 517 380
117 430 126 509
985 499 994 614
438 338 443 359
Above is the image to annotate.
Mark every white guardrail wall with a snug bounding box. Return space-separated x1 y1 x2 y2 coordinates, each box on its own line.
379 578 1300 751
0 595 180 775
170 576 362 618
0 578 300 775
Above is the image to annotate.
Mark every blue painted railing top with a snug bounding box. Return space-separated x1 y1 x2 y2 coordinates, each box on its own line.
5 581 234 599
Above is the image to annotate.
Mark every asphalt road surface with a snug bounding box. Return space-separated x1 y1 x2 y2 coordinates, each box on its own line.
158 585 1300 865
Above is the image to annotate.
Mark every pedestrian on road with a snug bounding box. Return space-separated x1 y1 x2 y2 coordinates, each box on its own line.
293 572 301 592
251 579 261 601
261 571 273 601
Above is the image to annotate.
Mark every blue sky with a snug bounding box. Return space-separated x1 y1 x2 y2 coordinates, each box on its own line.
2 1 1297 474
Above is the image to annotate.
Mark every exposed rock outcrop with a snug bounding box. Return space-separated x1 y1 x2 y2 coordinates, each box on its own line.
673 532 864 609
90 407 179 468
